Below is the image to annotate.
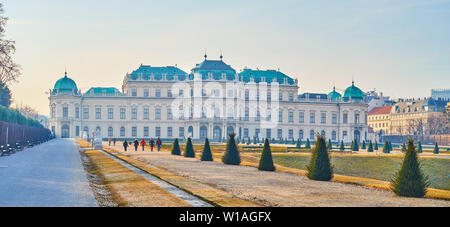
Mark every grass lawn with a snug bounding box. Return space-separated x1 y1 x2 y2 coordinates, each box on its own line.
262 154 450 191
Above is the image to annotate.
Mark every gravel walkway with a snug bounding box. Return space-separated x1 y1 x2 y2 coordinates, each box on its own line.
0 139 97 207
118 150 449 207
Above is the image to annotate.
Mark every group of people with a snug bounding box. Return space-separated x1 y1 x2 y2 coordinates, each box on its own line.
120 138 162 152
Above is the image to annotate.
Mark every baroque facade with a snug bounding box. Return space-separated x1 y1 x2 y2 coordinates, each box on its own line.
48 56 368 143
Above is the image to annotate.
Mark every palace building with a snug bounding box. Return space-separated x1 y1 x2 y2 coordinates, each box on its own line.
48 55 368 143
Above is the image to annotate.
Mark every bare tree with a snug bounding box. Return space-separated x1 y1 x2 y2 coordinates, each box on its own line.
15 104 39 120
427 113 448 135
0 3 21 85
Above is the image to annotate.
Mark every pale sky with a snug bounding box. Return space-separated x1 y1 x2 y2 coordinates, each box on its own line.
3 0 450 115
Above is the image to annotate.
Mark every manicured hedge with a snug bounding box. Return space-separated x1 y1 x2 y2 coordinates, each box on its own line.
0 105 43 128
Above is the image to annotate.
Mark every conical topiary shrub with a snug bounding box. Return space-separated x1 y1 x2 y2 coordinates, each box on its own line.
201 138 213 161
374 141 379 150
388 141 393 152
306 135 333 181
361 140 366 149
296 139 302 148
391 139 429 198
258 138 275 171
352 140 359 151
368 141 374 152
340 140 345 151
383 141 390 153
184 138 195 158
222 133 241 165
417 141 423 153
305 139 311 149
171 138 181 155
327 139 333 150
433 142 439 154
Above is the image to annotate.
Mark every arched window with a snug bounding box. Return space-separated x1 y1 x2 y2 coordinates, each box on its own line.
120 126 125 137
310 130 315 140
321 130 326 136
108 127 113 137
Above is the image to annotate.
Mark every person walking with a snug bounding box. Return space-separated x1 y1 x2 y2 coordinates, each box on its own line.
113 138 116 146
140 139 146 151
133 139 139 151
149 137 155 152
108 137 112 146
123 140 128 152
157 137 162 152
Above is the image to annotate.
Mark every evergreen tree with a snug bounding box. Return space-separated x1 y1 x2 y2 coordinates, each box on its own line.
258 138 275 171
417 141 423 153
222 133 241 165
401 143 406 152
433 142 439 154
374 141 379 150
253 136 257 145
383 141 390 153
171 138 181 155
340 140 345 151
0 83 12 108
361 140 366 149
368 141 374 152
201 138 213 161
285 138 288 144
327 139 333 150
296 139 302 148
391 139 429 198
305 139 311 149
247 137 251 145
388 141 393 152
306 135 333 181
291 138 295 145
184 138 195 158
352 140 359 151
351 140 355 151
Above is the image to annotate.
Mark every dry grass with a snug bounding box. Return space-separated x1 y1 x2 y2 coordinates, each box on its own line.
104 147 261 207
84 149 191 207
76 138 91 148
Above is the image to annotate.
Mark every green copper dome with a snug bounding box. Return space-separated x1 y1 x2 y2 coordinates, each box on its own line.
53 72 78 94
343 81 364 101
328 87 342 101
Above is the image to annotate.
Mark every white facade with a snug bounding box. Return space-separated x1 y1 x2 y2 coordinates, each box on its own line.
49 59 368 143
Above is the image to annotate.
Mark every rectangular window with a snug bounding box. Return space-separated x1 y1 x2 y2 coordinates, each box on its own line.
132 108 137 120
289 129 293 139
256 111 260 121
120 127 125 137
343 131 348 139
83 108 89 119
75 107 79 119
179 127 184 138
244 128 249 138
168 89 172 98
299 112 304 123
332 113 337 124
288 111 293 123
132 126 137 137
120 108 126 119
108 108 113 120
168 127 173 137
167 109 173 120
144 89 149 97
155 127 161 137
278 111 283 123
321 112 326 124
310 112 315 124
245 109 249 121
143 108 149 120
144 127 149 137
155 109 161 120
63 107 68 118
355 114 360 124
266 129 271 139
255 129 260 138
289 93 294 102
343 113 348 124
179 89 183 97
155 89 161 97
51 106 56 118
277 129 283 139
95 108 101 119
267 92 271 102
132 89 137 97
76 126 80 137
279 93 283 101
